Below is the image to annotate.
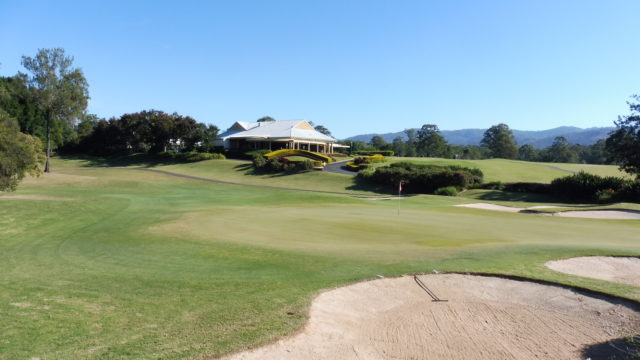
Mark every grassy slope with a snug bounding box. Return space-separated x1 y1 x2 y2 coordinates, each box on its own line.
0 157 638 359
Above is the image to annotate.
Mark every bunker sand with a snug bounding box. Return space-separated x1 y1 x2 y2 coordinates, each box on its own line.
547 256 640 287
456 202 640 219
223 274 639 360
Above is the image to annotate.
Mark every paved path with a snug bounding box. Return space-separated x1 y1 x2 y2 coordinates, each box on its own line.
324 160 356 176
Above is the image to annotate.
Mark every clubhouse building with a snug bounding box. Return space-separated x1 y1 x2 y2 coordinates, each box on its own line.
215 119 346 153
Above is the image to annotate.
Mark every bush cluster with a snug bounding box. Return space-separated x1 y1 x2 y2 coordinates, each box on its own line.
358 162 483 194
252 155 314 173
550 171 631 202
434 186 458 196
159 151 225 162
346 154 387 172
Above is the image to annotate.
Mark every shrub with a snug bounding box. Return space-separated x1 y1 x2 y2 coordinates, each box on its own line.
434 186 458 196
550 171 627 201
252 154 267 168
367 154 386 163
345 162 361 172
613 180 640 203
297 160 315 171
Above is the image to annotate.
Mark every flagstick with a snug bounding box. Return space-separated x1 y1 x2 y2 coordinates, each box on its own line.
397 181 402 216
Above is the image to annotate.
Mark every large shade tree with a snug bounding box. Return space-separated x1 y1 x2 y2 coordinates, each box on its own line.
21 48 89 172
606 94 640 176
0 113 45 191
417 124 448 157
481 123 518 159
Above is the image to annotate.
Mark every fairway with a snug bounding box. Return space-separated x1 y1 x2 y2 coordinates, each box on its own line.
1 158 639 359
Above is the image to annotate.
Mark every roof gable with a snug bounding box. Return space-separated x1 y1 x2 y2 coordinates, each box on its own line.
218 120 335 142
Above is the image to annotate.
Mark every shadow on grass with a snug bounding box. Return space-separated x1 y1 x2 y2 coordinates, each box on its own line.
581 335 640 360
234 162 394 193
465 190 560 203
58 154 190 168
346 176 395 195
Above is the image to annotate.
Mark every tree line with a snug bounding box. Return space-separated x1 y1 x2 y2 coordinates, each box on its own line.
2 47 640 191
0 49 221 167
346 123 611 165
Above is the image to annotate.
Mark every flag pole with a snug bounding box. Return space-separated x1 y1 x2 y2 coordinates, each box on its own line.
397 180 402 216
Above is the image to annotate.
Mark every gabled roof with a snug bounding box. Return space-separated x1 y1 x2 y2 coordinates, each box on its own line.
218 120 335 142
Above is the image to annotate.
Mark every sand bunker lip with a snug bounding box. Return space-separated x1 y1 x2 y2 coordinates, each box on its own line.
546 256 640 287
222 274 639 360
455 202 640 219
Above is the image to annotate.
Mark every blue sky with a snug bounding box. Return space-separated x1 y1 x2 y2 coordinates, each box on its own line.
1 1 639 139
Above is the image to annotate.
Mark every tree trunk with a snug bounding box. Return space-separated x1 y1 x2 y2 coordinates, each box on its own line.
44 110 51 173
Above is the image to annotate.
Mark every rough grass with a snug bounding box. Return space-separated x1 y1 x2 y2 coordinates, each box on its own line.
1 157 638 360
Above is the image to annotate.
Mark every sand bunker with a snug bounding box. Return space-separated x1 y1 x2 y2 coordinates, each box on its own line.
546 256 640 287
555 210 640 219
224 274 639 360
456 203 640 219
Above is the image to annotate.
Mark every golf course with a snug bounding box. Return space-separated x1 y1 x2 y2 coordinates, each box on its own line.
1 156 639 359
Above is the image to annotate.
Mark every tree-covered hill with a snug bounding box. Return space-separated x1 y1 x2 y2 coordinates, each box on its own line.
346 126 614 148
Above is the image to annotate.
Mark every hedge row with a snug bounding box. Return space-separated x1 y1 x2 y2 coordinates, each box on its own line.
358 162 483 193
354 150 395 156
159 151 225 162
264 149 334 163
252 155 315 173
471 172 640 203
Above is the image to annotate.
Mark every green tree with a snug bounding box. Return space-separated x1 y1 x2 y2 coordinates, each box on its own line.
392 136 406 157
21 48 89 172
481 123 518 159
517 144 538 161
546 136 578 163
257 116 275 122
581 139 608 164
606 95 640 176
313 124 332 136
369 135 387 150
201 124 220 152
404 129 417 157
0 113 45 191
417 124 448 157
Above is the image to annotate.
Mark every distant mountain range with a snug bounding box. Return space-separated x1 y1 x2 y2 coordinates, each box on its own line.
344 126 615 148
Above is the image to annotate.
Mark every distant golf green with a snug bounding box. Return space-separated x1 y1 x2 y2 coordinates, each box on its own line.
1 157 638 360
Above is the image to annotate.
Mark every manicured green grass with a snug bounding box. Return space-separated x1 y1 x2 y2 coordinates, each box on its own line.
156 159 388 195
1 157 638 359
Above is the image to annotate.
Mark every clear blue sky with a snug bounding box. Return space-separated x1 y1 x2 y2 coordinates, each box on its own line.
1 0 639 139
